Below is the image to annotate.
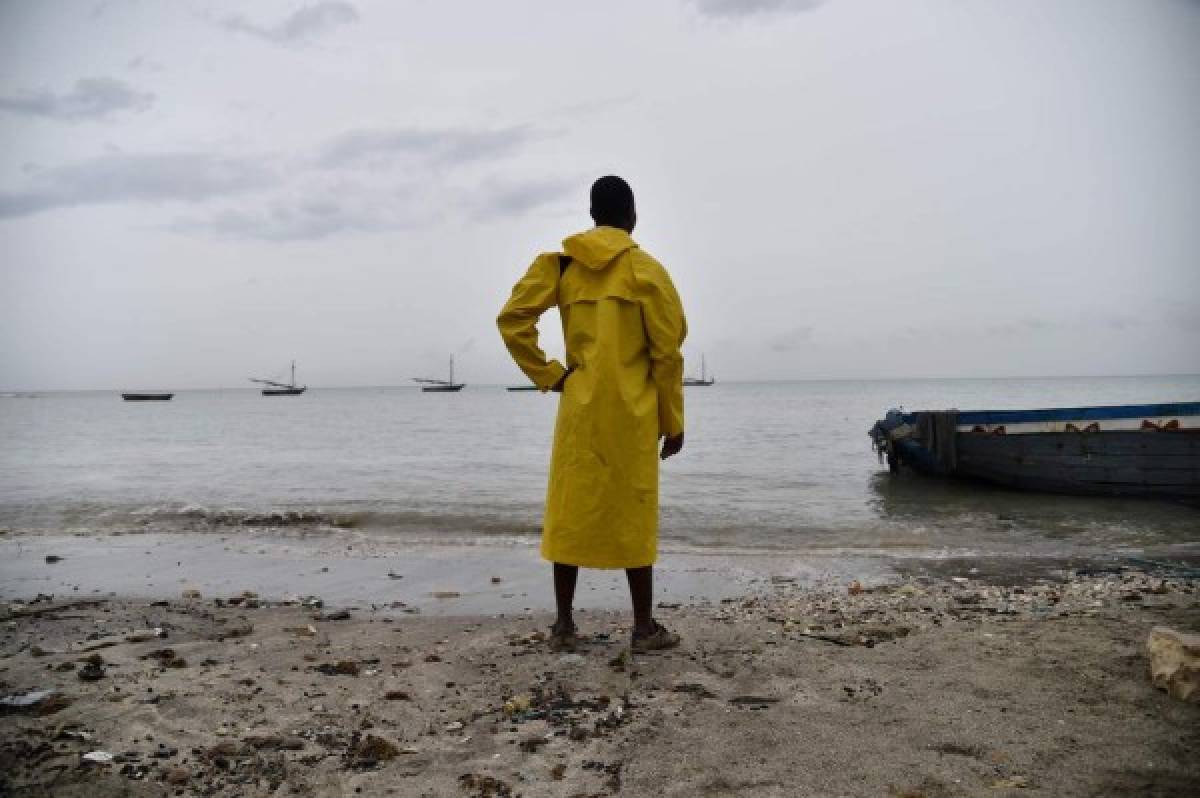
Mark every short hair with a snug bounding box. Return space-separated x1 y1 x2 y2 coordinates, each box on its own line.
590 175 634 225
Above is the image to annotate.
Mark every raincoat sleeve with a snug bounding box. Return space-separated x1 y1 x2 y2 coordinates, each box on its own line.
634 257 688 437
497 254 568 392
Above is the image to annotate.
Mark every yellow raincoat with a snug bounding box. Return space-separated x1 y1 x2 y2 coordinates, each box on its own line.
497 226 687 569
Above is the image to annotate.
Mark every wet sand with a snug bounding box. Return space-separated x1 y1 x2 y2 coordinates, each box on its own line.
2 552 1198 797
0 531 899 615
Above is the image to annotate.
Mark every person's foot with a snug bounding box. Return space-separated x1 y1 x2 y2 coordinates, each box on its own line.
549 619 577 652
631 620 680 652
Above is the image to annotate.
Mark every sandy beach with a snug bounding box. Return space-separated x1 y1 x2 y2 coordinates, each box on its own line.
2 546 1198 797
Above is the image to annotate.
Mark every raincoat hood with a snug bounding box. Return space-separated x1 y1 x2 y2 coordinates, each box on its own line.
562 226 636 270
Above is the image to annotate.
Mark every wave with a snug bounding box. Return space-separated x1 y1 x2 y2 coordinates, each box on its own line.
5 501 547 540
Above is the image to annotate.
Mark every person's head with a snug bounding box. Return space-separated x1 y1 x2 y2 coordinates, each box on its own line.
590 175 636 233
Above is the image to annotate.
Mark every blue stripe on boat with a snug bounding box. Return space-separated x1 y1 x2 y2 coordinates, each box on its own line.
898 401 1200 426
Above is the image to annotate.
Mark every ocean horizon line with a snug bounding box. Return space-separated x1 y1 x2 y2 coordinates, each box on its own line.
4 372 1199 395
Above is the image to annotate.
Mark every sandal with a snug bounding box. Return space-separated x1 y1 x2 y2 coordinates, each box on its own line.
631 620 680 652
549 621 578 652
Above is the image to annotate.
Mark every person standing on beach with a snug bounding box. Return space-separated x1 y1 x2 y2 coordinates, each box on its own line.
497 175 687 652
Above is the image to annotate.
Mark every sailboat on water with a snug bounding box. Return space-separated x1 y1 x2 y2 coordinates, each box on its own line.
251 360 307 396
683 354 715 387
414 355 465 393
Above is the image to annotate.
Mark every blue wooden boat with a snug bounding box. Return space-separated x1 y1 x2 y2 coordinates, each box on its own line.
869 401 1200 499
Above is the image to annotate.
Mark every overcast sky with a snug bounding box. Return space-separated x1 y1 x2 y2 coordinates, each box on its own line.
2 0 1198 390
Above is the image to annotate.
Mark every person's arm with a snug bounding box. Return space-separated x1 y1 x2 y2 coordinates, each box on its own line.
496 254 568 392
634 256 687 447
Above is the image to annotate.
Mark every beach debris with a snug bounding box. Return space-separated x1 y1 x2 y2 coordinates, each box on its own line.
581 759 624 790
444 721 465 732
140 648 187 668
285 624 318 637
518 733 551 752
244 734 305 750
125 627 168 643
431 591 461 599
729 695 779 709
81 750 114 764
657 601 682 609
842 680 884 701
44 555 63 564
459 773 514 797
503 694 531 716
551 763 567 780
77 661 106 681
384 689 411 701
300 595 324 609
673 682 717 698
315 660 360 676
795 630 855 647
163 766 190 785
346 733 399 767
990 775 1028 789
387 571 403 579
0 688 70 715
181 588 202 600
220 591 261 608
848 580 864 596
1147 626 1200 703
608 649 629 671
490 576 503 583
318 609 352 621
208 618 253 641
203 741 252 769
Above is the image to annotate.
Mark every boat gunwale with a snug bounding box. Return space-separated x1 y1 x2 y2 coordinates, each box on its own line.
894 401 1200 426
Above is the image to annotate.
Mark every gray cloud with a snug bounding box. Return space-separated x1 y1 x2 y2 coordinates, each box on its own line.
0 153 278 218
220 2 359 44
465 177 575 221
0 77 154 121
317 126 540 170
0 120 549 225
690 0 827 18
171 175 571 242
767 326 815 351
126 55 166 74
167 194 429 242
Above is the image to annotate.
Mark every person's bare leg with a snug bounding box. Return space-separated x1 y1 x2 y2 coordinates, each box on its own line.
553 563 578 633
626 565 655 637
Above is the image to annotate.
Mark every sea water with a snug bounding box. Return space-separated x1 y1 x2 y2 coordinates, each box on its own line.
1 376 1197 560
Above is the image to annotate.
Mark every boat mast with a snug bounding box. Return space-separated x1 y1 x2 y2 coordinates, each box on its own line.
291 360 296 388
701 354 706 382
450 355 454 385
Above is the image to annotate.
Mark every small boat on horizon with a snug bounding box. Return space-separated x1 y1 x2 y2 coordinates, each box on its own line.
869 401 1200 500
121 392 174 401
415 355 465 393
683 354 715 387
506 384 538 391
251 361 307 396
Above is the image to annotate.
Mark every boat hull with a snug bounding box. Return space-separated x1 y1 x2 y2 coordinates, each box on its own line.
873 402 1200 500
894 431 1200 499
422 384 464 393
262 387 306 396
121 393 173 401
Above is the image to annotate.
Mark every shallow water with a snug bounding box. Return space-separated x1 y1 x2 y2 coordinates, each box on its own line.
1 376 1197 558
